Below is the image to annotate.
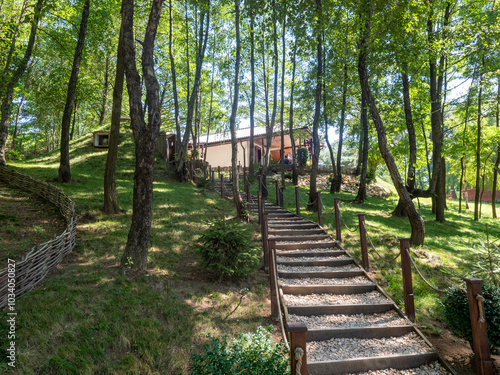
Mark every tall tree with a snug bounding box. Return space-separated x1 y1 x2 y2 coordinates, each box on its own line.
229 0 244 218
168 0 180 154
103 20 125 215
358 1 425 245
353 93 368 204
493 78 499 219
279 2 287 188
0 0 43 166
474 58 484 221
120 0 164 270
248 6 256 177
307 0 322 212
332 61 348 193
58 0 91 183
288 40 298 186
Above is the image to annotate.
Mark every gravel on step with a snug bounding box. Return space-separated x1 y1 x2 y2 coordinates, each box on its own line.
276 255 351 262
307 332 430 362
278 264 359 273
288 311 409 328
348 362 451 375
276 248 338 254
284 291 391 306
281 276 372 286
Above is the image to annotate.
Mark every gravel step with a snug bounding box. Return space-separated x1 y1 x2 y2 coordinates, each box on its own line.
280 276 372 286
275 241 339 250
306 325 415 341
268 216 308 222
277 264 360 273
268 228 326 235
307 352 439 375
282 285 376 295
288 311 410 329
276 250 346 257
284 291 392 306
276 254 350 262
352 361 451 375
277 259 352 267
269 223 319 229
279 270 365 279
288 303 396 316
307 332 432 362
271 234 331 241
267 212 297 218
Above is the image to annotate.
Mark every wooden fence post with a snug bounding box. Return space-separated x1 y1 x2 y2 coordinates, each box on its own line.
268 239 278 319
220 174 224 198
279 187 284 208
334 198 341 242
211 171 215 191
258 191 263 225
465 278 494 375
399 238 415 322
261 212 269 272
258 175 263 196
218 166 221 179
317 191 323 226
246 179 251 205
358 214 369 271
295 186 300 216
289 322 308 375
275 180 280 206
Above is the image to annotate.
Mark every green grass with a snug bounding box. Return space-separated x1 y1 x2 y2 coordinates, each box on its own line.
0 130 270 374
252 176 500 335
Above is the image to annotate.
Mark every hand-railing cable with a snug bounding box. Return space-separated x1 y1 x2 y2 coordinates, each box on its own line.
365 231 402 262
404 247 447 294
271 246 290 352
339 210 359 233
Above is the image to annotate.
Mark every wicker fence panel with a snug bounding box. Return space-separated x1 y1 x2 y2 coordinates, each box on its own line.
0 166 77 308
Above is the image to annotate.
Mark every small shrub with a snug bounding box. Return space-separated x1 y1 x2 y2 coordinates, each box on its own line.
194 219 259 281
296 147 308 168
190 326 289 375
196 177 211 189
284 172 293 180
441 283 500 351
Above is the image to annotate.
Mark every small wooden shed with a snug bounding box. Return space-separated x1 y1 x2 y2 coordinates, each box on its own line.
93 131 109 148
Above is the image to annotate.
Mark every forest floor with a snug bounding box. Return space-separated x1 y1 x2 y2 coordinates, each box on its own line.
1 129 499 373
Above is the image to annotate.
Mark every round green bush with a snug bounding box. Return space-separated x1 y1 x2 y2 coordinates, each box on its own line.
296 147 309 168
190 326 289 375
194 219 260 282
441 283 500 350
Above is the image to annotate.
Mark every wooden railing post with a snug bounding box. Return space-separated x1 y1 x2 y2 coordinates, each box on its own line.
279 187 284 208
399 238 415 322
245 179 251 205
289 322 308 375
295 186 300 216
334 198 341 242
220 174 224 198
258 191 263 225
211 171 215 192
258 175 263 196
261 212 269 272
268 239 278 320
218 166 221 179
275 180 280 206
465 278 494 375
358 214 369 271
317 191 323 226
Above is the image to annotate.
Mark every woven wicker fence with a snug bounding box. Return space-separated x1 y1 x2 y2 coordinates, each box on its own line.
0 166 77 308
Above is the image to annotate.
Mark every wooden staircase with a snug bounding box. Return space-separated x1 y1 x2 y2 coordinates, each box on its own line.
217 179 455 375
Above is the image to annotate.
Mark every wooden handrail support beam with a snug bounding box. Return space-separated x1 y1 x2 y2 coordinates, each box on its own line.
220 174 224 198
295 186 300 216
399 238 415 322
211 171 215 192
275 180 280 206
465 278 494 375
358 214 369 271
258 191 263 225
268 239 278 320
317 191 323 227
279 186 284 208
334 198 341 242
289 322 308 375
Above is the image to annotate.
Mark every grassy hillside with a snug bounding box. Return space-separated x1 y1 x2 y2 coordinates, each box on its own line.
0 130 270 374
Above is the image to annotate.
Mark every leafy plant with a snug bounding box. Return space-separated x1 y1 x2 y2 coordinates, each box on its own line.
468 226 500 287
194 219 259 282
196 177 211 189
190 326 289 375
441 283 500 351
296 147 308 168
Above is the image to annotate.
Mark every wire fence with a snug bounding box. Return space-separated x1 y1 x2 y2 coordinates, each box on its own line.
0 166 77 308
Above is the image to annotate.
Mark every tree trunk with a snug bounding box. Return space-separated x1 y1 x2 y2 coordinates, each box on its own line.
308 0 322 212
474 61 484 221
230 0 244 218
98 55 110 127
289 40 298 186
393 63 417 216
459 77 474 213
358 3 425 245
260 31 270 199
204 32 215 163
279 5 287 188
249 8 256 177
103 21 125 215
353 93 368 204
0 0 43 166
176 6 209 179
58 0 90 183
168 0 181 154
70 99 77 140
323 82 336 185
120 0 164 271
332 61 348 193
11 97 23 150
492 77 499 219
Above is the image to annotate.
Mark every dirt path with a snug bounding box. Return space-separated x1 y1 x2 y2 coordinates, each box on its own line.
0 182 66 262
